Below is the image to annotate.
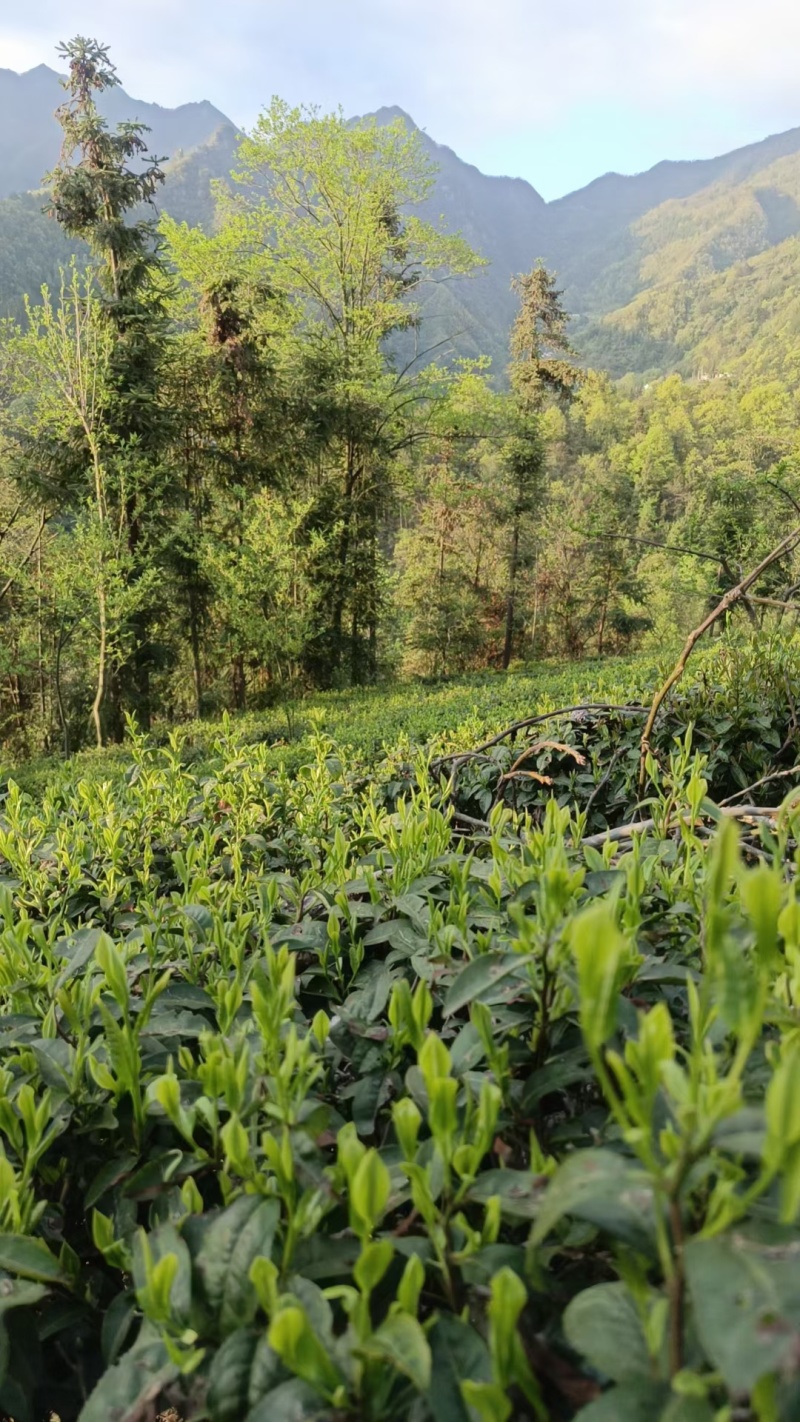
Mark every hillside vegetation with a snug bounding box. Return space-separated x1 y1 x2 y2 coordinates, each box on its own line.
4 40 800 1422
5 66 800 377
579 151 800 377
1 43 800 765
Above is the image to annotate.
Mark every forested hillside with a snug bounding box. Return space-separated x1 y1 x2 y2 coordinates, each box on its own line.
5 63 800 376
576 145 800 376
1 42 800 758
7 39 800 1422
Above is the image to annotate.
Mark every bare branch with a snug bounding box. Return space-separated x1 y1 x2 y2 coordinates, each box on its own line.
588 532 728 569
765 477 800 519
719 766 800 806
583 803 779 850
432 703 646 773
0 509 51 606
638 525 800 791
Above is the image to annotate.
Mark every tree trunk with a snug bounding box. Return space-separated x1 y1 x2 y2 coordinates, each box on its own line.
473 537 483 591
91 583 107 749
91 446 107 749
350 609 360 685
331 442 358 678
503 516 521 670
126 496 152 731
232 654 246 711
36 533 47 741
189 585 203 719
54 619 69 757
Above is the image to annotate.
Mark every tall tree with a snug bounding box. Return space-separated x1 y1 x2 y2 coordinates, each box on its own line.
395 368 506 675
502 265 579 668
1 270 158 748
158 236 311 711
46 36 172 729
213 100 479 684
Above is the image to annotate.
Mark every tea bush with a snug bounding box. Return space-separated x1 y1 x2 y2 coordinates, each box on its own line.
2 637 800 1420
4 655 652 801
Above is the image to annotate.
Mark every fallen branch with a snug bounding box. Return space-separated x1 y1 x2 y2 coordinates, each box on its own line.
582 803 778 850
452 799 779 850
719 765 800 806
452 810 491 832
638 526 800 792
749 595 800 611
497 739 586 791
433 703 646 772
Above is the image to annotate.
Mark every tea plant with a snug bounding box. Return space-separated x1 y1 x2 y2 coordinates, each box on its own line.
1 644 800 1419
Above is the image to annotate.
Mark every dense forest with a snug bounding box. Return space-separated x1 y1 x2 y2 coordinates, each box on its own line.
1 41 799 758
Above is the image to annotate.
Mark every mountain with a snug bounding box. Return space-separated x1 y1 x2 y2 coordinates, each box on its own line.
0 64 233 198
382 110 800 379
547 126 800 306
363 107 550 367
568 142 800 379
2 62 800 384
0 65 240 320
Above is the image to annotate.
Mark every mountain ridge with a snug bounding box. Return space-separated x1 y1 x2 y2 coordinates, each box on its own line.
0 63 234 200
2 62 800 382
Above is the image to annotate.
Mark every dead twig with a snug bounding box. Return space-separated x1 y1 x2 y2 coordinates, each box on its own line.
0 509 51 606
433 704 646 772
452 810 491 832
765 477 800 519
503 769 553 787
582 803 778 850
749 595 800 611
497 739 586 793
719 765 800 806
638 526 800 792
588 531 727 569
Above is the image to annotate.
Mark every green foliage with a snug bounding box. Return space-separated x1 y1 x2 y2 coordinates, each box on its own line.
2 41 800 742
0 53 493 745
533 366 800 659
3 59 800 1417
0 642 794 1418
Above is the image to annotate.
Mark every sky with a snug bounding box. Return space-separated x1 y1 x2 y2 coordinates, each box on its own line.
2 0 800 200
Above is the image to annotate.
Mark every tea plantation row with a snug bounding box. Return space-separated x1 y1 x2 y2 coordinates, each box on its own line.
1 637 800 1420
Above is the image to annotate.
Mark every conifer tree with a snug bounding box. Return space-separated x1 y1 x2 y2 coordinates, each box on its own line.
502 265 578 667
47 36 172 729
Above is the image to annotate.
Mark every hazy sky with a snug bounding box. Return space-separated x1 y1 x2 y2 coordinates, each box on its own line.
2 0 799 199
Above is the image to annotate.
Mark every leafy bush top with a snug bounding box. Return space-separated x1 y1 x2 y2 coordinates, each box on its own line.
2 639 800 1420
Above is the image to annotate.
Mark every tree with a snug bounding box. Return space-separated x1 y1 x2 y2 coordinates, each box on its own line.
1 269 160 747
502 266 579 668
210 100 480 684
158 235 314 711
394 368 507 675
46 36 172 729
